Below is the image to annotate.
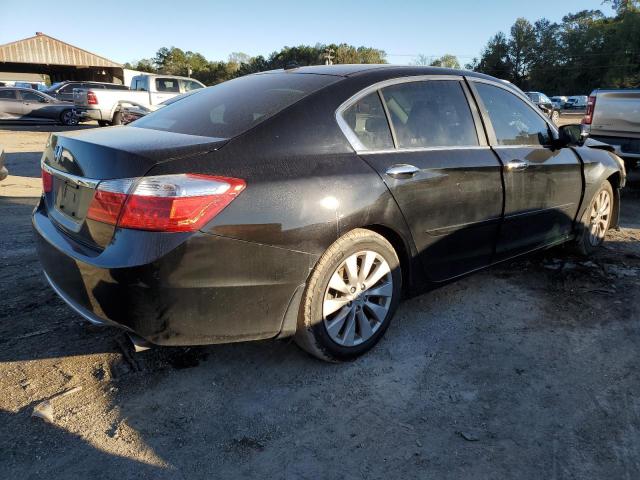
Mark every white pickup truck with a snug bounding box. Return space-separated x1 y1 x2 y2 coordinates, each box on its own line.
583 89 640 170
73 74 205 126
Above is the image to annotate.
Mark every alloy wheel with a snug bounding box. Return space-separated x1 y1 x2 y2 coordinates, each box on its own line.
62 110 78 126
322 250 393 347
588 189 611 246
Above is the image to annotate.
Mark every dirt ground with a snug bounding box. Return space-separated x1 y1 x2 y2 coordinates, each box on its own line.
1 122 639 479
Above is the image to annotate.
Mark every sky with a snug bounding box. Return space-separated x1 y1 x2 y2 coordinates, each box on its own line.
0 0 615 66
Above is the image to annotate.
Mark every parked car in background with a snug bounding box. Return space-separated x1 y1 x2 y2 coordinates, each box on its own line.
44 81 129 102
74 74 205 126
564 95 588 110
120 90 200 124
526 91 560 123
550 96 567 109
35 65 625 362
583 89 640 170
14 81 47 91
0 87 77 125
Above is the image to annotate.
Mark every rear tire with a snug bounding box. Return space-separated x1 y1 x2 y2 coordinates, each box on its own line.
59 110 78 126
111 111 122 126
574 181 613 256
295 229 402 362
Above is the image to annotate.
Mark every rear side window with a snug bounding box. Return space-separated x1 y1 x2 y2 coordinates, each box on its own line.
475 83 551 146
0 90 17 99
381 81 478 148
155 78 180 92
134 73 339 138
342 92 394 150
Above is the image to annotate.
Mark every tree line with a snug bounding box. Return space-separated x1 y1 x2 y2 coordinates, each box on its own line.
466 0 640 94
124 44 387 86
124 1 639 95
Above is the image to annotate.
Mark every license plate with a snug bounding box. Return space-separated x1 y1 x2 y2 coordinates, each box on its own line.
56 181 82 219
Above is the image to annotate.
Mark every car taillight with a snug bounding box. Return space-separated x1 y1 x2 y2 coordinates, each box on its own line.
42 168 53 193
87 91 98 105
582 95 596 125
86 174 245 232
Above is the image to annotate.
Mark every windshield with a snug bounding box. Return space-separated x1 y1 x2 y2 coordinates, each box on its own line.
132 73 340 138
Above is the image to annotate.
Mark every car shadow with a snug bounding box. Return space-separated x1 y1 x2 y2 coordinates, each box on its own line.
2 151 43 178
0 408 171 478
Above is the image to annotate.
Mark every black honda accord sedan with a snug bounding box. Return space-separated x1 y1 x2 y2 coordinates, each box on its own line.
34 65 625 361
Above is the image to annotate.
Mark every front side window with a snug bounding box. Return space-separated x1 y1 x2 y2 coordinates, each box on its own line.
381 80 478 148
59 84 77 93
155 78 180 92
342 92 394 150
20 91 45 102
475 83 551 146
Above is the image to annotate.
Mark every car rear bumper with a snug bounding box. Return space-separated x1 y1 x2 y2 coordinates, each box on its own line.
590 135 640 160
73 108 102 121
33 202 314 346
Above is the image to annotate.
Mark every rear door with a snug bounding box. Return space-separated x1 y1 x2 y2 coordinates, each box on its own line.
339 77 504 281
0 89 23 119
469 79 583 260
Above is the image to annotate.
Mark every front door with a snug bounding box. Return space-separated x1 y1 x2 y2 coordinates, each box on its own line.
341 78 504 282
19 90 52 121
470 80 583 260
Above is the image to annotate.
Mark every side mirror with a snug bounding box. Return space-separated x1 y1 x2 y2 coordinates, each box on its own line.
556 124 588 147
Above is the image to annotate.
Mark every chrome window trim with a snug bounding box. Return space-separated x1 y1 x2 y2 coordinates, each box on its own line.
360 145 492 156
335 75 465 153
41 161 100 189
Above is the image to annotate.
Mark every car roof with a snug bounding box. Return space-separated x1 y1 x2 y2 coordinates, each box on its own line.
55 80 120 85
261 64 516 85
0 86 45 91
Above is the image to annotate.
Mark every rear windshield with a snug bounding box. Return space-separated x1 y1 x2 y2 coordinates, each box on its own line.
132 73 340 138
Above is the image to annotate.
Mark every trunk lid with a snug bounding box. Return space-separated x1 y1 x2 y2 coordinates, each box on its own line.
42 126 228 249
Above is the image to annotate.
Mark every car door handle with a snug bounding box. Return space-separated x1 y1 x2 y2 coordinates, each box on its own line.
386 164 419 178
506 159 529 171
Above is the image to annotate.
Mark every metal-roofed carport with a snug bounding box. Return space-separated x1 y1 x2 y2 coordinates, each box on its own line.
0 32 124 84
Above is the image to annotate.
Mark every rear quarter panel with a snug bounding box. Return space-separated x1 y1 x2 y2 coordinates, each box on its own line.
572 145 624 227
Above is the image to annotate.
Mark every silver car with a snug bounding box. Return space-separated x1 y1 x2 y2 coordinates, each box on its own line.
0 87 77 125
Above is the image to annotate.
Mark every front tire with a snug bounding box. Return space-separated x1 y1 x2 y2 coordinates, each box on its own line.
97 120 111 127
295 229 402 362
574 181 613 256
